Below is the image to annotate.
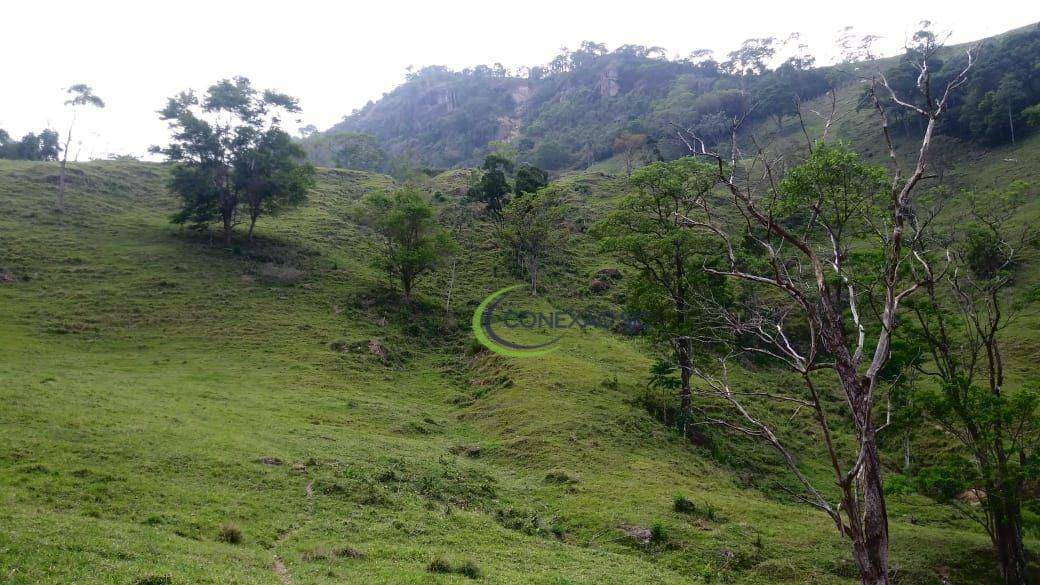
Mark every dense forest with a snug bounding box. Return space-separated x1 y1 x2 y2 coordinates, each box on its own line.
308 24 1040 173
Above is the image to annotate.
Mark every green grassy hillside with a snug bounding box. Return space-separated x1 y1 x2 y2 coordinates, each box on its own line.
0 159 1020 584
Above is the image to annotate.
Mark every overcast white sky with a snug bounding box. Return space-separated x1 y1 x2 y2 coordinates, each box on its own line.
3 1 1037 159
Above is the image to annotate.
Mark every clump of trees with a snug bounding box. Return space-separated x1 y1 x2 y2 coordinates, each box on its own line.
876 25 1040 146
597 29 978 583
328 35 832 171
468 154 549 216
355 187 456 304
900 182 1039 585
152 77 315 244
499 184 571 295
467 154 514 215
0 129 61 161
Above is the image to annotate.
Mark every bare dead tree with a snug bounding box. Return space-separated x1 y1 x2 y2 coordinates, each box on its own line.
671 39 978 585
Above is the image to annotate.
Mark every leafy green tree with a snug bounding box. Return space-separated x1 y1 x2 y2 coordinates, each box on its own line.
38 130 61 161
593 157 721 436
355 188 456 303
532 140 571 170
499 184 570 294
58 84 105 211
513 163 548 196
468 154 513 215
333 132 387 172
906 182 1039 585
153 77 311 245
235 128 316 241
756 77 798 130
1024 103 1040 128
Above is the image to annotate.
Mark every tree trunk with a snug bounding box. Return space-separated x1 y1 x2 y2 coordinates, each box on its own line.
851 436 891 585
57 159 67 212
402 277 413 305
677 335 693 435
529 258 538 296
991 480 1029 585
57 124 73 213
247 214 258 242
223 215 233 246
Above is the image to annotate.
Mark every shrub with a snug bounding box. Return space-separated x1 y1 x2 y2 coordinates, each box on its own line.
427 555 453 574
650 521 667 543
301 545 366 562
426 555 483 579
457 558 484 579
217 522 243 544
673 493 697 514
544 469 582 484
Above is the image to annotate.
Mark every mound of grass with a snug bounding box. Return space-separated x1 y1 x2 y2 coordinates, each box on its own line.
427 554 483 579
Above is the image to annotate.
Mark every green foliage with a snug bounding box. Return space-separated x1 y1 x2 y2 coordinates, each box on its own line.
468 154 514 215
354 187 456 302
154 76 312 244
914 385 1040 498
498 184 570 293
532 140 572 170
513 163 548 196
776 142 887 233
880 26 1040 145
217 522 243 544
592 157 724 347
0 128 61 161
427 555 483 579
648 359 681 392
333 132 388 172
650 521 668 543
1025 104 1040 128
673 493 697 514
236 128 316 238
318 42 830 170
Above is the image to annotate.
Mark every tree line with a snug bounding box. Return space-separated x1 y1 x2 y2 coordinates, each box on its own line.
0 128 61 161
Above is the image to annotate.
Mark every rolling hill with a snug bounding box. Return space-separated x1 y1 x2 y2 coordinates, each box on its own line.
3 20 1040 585
0 155 1032 584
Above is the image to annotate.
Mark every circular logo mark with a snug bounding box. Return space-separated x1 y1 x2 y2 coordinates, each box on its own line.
471 285 563 358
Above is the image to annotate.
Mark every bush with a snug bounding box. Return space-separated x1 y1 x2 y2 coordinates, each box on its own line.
457 558 484 579
217 522 243 544
673 493 697 514
544 469 582 484
427 555 454 574
650 521 667 543
673 494 719 521
883 473 915 496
